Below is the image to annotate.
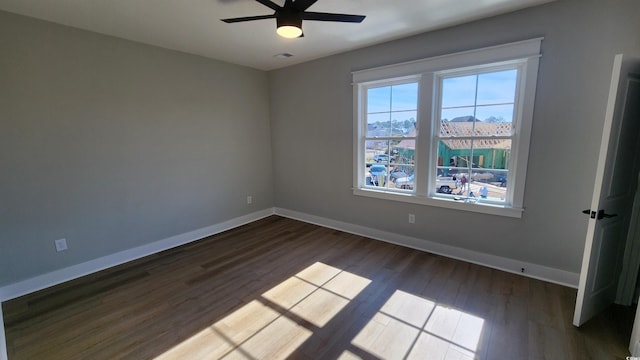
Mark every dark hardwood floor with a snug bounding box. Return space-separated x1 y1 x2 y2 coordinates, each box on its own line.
2 216 635 359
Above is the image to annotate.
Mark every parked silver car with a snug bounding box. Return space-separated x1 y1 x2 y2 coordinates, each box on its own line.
395 175 457 193
373 154 395 163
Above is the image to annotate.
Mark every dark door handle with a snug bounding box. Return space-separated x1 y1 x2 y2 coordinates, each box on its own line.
582 209 617 219
597 209 617 220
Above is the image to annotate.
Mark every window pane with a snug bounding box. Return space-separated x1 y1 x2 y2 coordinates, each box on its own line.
469 170 508 202
391 164 414 190
437 139 511 169
472 139 511 169
440 118 474 137
432 168 507 202
441 69 517 135
433 143 468 196
441 107 476 123
442 75 477 108
367 112 391 137
476 70 517 105
389 111 417 137
434 136 510 202
392 138 415 165
368 83 418 138
365 135 418 190
367 163 390 188
475 104 514 126
452 172 507 202
365 139 390 165
391 83 418 111
367 86 391 113
364 82 418 190
366 139 391 189
437 139 472 169
486 169 508 187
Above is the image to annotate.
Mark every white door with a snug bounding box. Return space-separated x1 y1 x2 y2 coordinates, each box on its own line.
573 54 640 327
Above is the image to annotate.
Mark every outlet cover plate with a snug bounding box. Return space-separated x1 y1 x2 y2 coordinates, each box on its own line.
55 238 68 252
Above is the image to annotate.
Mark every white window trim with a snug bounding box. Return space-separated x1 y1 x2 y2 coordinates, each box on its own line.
352 38 542 218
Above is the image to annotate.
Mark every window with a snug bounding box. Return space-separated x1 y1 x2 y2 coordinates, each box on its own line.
353 39 542 217
433 67 517 203
364 81 418 191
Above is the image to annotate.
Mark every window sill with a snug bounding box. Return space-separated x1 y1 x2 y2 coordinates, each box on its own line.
353 188 524 218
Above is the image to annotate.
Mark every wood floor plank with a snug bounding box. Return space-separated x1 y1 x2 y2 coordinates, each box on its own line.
2 216 634 359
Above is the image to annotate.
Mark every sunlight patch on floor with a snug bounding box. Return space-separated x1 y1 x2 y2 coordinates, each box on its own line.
155 300 281 359
156 262 371 359
338 350 365 359
290 287 349 327
263 262 371 327
222 316 312 359
352 290 485 360
262 277 318 309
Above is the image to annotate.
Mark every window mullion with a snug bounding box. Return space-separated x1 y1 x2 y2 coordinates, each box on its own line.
416 73 433 196
355 84 365 188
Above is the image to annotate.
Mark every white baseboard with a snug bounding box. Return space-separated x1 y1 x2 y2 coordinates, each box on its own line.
274 207 579 288
0 206 578 360
0 207 577 299
0 208 276 360
0 208 275 303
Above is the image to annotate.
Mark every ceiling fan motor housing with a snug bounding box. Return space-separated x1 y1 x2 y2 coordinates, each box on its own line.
276 9 302 29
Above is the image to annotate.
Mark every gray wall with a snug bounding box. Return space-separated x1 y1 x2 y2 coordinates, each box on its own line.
1 0 638 289
269 0 640 274
0 11 274 287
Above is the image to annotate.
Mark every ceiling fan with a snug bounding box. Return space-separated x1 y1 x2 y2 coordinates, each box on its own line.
221 0 366 38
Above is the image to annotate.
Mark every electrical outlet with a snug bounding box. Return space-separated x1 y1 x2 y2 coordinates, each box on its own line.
247 195 252 204
408 213 415 224
55 238 68 252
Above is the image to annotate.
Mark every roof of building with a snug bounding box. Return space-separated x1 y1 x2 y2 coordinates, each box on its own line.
396 121 512 150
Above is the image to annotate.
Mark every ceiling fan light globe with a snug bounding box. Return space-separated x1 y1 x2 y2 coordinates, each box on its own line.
277 25 302 38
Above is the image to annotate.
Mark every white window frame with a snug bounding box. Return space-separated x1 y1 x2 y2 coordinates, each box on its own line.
361 77 421 193
352 38 542 218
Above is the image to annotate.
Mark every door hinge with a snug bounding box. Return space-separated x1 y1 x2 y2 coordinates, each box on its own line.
582 209 597 219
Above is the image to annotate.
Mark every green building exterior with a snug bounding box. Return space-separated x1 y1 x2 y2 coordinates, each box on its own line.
395 120 511 172
437 141 510 170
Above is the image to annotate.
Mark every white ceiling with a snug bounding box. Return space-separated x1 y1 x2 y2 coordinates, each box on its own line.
0 0 554 70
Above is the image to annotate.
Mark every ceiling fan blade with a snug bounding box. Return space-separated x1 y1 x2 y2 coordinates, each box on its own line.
292 0 318 12
221 14 276 23
254 0 281 11
302 12 366 23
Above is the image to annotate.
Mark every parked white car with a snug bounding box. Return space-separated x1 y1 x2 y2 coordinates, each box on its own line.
394 174 414 189
373 154 395 163
435 177 456 194
395 175 457 194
